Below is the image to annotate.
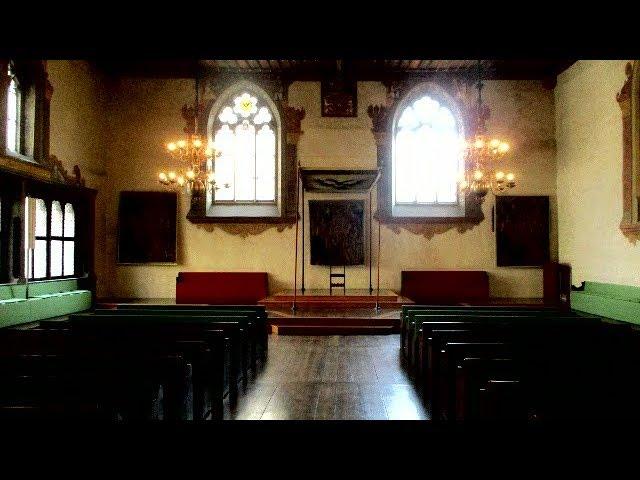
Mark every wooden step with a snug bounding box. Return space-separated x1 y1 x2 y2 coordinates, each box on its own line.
260 299 404 309
272 325 396 335
268 316 399 327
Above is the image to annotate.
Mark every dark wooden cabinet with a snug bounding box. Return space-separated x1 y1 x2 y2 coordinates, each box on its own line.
543 261 572 309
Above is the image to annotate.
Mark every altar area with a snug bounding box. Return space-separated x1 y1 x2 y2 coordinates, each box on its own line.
259 289 412 335
266 166 397 334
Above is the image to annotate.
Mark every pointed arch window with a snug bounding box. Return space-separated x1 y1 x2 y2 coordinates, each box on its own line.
210 91 278 204
392 85 465 218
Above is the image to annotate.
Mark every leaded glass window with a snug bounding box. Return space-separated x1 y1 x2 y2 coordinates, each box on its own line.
27 197 76 279
393 94 462 205
212 91 277 203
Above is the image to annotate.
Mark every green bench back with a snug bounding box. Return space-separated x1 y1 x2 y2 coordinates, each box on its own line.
571 281 640 325
28 279 80 297
583 281 640 302
0 284 27 300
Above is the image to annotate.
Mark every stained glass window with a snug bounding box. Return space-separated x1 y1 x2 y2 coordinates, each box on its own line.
212 90 277 203
394 94 462 205
6 63 21 154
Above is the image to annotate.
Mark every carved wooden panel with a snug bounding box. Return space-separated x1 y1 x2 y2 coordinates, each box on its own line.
117 191 177 264
321 79 357 117
496 195 550 267
309 200 365 266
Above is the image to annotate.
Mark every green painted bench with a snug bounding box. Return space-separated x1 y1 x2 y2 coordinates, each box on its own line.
0 279 92 328
571 281 640 325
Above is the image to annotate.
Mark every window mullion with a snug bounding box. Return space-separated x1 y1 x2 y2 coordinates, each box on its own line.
254 123 257 202
61 204 65 279
45 199 51 279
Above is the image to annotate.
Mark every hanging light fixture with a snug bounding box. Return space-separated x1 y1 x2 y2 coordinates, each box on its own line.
158 66 227 194
459 60 515 198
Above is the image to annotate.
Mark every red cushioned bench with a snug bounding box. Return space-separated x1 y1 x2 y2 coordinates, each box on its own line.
400 270 489 305
176 272 269 305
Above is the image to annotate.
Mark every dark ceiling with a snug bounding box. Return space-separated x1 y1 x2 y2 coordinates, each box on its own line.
93 59 575 82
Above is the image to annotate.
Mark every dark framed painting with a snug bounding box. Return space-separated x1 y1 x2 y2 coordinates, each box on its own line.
321 79 357 117
117 191 177 264
496 195 550 267
309 200 364 266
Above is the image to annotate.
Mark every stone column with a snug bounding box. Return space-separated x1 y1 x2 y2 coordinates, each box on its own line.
283 105 305 219
617 62 634 228
368 105 392 219
0 60 10 154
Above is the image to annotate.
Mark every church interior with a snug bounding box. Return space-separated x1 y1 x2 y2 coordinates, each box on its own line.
1 58 640 423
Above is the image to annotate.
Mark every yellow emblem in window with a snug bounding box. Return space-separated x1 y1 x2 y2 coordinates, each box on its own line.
233 92 258 118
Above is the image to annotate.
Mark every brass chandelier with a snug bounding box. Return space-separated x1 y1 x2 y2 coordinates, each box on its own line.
459 60 515 198
158 71 226 194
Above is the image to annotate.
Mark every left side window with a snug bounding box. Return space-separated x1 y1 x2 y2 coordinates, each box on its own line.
6 62 22 155
26 197 76 280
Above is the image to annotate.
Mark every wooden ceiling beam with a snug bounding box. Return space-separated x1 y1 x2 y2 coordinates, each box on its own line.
91 59 576 81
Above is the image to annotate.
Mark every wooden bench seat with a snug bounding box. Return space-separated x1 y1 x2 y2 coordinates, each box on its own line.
89 310 255 387
111 304 269 364
400 305 616 420
0 328 191 421
456 357 522 421
66 314 245 411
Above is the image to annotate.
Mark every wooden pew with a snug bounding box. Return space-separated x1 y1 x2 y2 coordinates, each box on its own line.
113 304 269 363
65 313 239 419
477 380 525 420
0 328 191 421
416 315 592 380
88 310 250 394
403 306 640 420
407 311 589 373
97 307 261 377
400 304 558 357
428 321 604 421
401 305 563 361
455 357 522 421
434 341 514 421
76 328 220 421
421 325 512 402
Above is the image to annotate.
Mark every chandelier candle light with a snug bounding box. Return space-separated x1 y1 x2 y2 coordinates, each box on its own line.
459 60 516 198
158 71 226 194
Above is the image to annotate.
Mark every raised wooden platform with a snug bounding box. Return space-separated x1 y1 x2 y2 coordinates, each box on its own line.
266 307 401 335
258 289 411 310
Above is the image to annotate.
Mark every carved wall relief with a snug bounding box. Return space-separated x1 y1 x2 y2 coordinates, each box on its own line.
192 221 295 238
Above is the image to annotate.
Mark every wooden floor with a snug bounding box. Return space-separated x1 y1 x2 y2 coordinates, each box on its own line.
226 334 428 420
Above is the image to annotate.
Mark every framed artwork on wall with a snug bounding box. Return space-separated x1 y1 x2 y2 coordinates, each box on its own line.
321 79 357 117
117 191 177 264
309 200 365 266
495 195 550 267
